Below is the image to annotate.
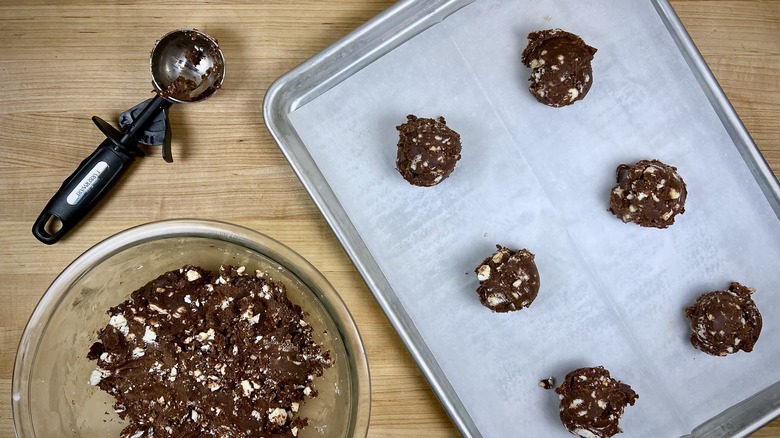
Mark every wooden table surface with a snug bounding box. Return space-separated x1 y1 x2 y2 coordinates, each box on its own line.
0 1 778 436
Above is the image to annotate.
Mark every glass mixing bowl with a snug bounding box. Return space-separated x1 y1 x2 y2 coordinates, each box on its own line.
12 219 370 437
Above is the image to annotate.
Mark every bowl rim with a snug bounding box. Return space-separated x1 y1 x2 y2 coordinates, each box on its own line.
12 218 371 437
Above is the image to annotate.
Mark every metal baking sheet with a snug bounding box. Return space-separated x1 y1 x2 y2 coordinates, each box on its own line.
263 0 780 436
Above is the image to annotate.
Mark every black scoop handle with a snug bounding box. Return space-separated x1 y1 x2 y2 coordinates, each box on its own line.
32 141 138 244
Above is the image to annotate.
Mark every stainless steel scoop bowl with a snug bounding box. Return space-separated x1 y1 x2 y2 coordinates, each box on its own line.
151 29 225 103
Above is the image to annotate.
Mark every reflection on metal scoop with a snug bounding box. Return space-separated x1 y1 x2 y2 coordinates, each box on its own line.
32 29 225 244
151 29 225 104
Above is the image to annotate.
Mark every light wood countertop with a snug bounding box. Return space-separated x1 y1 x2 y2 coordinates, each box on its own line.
1 0 778 436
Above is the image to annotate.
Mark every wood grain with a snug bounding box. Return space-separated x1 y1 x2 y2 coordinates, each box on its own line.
0 1 777 437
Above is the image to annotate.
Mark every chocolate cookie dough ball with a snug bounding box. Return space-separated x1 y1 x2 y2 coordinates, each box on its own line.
474 245 540 312
609 159 687 228
521 29 597 107
685 282 762 356
555 366 638 438
396 115 462 187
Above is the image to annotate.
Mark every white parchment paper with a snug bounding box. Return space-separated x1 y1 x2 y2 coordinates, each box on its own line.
287 0 780 436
